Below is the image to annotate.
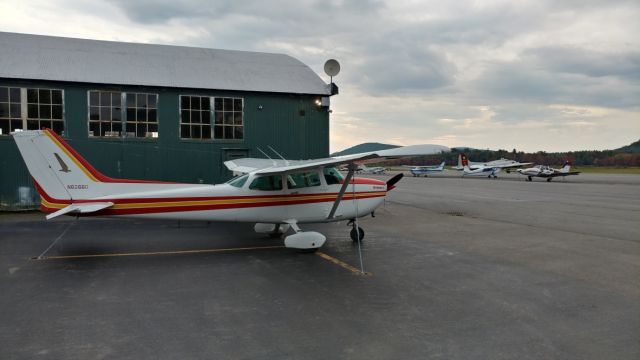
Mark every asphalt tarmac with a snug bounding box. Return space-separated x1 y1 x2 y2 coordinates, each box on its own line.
1 172 638 359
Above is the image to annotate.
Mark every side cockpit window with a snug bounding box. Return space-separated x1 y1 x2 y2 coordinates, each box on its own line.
249 175 283 191
323 167 344 185
287 171 321 189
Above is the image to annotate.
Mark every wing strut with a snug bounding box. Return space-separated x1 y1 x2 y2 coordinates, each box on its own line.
327 163 355 219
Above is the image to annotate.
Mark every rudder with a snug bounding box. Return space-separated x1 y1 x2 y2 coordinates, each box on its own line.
13 129 106 200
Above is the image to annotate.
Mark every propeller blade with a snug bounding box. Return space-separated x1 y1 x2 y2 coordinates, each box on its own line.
386 173 404 190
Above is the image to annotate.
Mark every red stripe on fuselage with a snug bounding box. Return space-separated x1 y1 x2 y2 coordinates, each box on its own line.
341 177 386 186
81 193 385 216
39 193 385 215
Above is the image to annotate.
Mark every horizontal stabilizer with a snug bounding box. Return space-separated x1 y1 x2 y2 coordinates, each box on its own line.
46 202 114 220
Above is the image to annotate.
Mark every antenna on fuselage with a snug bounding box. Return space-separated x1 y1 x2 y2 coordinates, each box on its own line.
257 147 277 167
268 145 289 166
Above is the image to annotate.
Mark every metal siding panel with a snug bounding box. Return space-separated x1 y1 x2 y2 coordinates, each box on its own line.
0 138 38 210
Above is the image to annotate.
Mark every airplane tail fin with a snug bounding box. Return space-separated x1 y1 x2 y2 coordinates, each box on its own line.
460 153 471 171
560 161 571 173
12 129 150 202
438 161 445 170
457 154 463 169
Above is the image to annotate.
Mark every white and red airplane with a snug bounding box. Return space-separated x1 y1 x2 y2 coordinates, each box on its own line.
453 153 532 172
460 153 500 178
13 129 449 251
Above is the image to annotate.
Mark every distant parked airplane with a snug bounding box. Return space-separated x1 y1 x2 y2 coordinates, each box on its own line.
516 162 580 182
356 164 387 174
403 161 446 177
454 153 532 172
460 153 500 178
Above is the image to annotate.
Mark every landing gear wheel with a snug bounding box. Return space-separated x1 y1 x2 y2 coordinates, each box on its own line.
350 227 365 242
299 248 319 253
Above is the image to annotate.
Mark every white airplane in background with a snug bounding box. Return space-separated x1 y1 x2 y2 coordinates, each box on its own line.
454 153 532 172
12 129 449 251
517 162 581 182
403 162 446 177
460 153 500 178
356 164 387 174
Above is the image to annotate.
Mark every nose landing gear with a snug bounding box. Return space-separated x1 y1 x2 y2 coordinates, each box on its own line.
347 220 365 242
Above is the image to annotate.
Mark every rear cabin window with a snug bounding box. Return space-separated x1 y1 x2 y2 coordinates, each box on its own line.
249 175 283 191
287 171 321 189
323 167 344 185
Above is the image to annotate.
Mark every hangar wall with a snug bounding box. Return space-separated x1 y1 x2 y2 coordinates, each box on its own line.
0 79 330 210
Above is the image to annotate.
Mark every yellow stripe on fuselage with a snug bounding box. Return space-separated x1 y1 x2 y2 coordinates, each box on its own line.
40 192 387 211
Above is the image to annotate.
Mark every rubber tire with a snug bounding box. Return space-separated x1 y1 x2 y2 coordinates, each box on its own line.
299 248 319 253
350 227 365 242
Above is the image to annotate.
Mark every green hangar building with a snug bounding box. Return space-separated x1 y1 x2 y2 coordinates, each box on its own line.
0 32 335 210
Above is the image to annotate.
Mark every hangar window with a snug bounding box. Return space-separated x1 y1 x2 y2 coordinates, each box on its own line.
126 93 158 138
1 87 65 136
214 97 243 140
0 87 22 135
180 95 211 140
249 175 283 191
88 91 122 137
88 91 158 138
26 88 64 134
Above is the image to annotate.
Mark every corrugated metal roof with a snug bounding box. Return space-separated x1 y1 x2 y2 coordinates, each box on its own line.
0 32 330 95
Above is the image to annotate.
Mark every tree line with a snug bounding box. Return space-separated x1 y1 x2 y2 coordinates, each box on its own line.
386 144 640 167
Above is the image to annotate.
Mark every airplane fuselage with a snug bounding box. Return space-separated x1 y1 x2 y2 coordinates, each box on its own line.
36 175 386 224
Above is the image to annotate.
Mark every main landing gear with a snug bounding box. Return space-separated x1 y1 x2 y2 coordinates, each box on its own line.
348 220 365 243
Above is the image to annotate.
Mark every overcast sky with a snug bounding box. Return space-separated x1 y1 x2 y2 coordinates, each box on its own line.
1 0 638 152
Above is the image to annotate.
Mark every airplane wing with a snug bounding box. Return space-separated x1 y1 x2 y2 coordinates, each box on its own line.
401 165 432 169
493 162 533 169
225 144 450 175
540 171 581 178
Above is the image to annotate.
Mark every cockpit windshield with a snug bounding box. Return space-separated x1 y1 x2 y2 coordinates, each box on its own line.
227 174 249 188
323 166 344 185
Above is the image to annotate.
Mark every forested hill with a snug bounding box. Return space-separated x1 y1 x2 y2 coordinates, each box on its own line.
615 140 640 153
332 140 640 167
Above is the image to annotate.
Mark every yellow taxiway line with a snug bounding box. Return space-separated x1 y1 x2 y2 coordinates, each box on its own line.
32 245 285 260
316 251 372 276
31 245 370 276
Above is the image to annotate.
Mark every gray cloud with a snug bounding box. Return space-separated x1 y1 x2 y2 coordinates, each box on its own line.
473 50 640 108
523 47 640 80
15 0 637 150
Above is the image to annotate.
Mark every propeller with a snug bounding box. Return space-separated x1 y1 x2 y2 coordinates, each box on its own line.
386 173 404 190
